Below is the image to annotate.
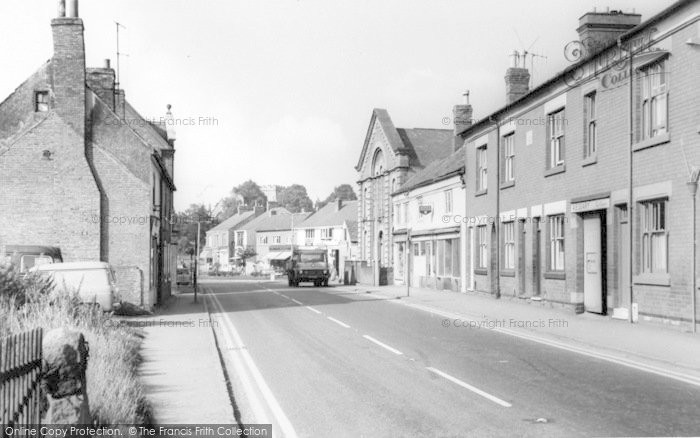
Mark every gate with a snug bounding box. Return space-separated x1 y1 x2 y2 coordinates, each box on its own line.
0 328 43 429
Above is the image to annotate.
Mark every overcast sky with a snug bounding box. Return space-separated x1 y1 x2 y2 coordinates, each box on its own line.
0 0 673 210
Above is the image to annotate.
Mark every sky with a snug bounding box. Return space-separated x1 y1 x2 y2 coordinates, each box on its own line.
0 0 674 211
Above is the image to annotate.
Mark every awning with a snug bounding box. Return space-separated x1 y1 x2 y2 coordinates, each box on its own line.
267 251 292 261
199 248 212 259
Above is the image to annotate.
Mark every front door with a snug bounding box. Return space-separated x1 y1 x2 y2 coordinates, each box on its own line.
583 214 604 313
518 219 526 295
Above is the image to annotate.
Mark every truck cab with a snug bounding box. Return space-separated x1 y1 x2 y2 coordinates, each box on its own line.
286 249 330 287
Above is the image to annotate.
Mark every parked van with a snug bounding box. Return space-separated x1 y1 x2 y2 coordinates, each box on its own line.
2 245 63 273
31 262 117 311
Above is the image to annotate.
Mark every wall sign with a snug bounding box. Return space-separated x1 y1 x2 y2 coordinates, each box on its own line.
571 198 610 213
419 205 432 215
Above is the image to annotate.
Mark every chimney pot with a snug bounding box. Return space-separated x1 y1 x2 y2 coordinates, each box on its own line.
67 0 78 17
57 0 66 17
336 199 343 211
104 59 111 69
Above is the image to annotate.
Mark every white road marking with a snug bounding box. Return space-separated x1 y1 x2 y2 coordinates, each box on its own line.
207 289 299 438
327 316 351 328
393 301 700 388
290 298 303 305
426 367 512 408
362 335 403 355
202 289 268 427
305 306 322 314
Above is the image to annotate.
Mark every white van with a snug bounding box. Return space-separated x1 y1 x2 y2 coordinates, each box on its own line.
32 261 117 311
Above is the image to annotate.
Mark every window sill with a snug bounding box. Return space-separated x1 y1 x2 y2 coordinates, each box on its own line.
544 165 566 178
633 132 670 152
582 154 597 167
475 189 488 197
500 180 515 190
544 271 566 280
633 273 671 286
500 270 515 277
474 268 488 275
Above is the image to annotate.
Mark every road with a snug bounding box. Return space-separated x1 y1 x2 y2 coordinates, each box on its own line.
202 279 700 438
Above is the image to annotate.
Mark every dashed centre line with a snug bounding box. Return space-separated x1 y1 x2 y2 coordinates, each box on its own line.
362 335 403 355
305 306 322 314
426 367 512 408
327 316 351 328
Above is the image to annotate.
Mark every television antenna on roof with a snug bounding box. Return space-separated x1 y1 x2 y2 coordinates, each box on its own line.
115 21 129 90
512 29 548 86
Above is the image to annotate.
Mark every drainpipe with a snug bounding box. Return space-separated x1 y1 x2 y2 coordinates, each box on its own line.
495 117 502 299
406 228 412 298
622 38 635 324
688 171 699 333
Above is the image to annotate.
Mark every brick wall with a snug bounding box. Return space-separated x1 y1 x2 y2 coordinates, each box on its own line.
463 4 700 329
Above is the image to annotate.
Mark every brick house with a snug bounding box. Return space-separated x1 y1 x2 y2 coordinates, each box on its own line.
0 1 177 308
461 0 700 330
355 108 455 285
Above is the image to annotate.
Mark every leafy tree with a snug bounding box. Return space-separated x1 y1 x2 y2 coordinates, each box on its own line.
172 203 217 254
317 184 358 209
232 180 267 207
279 184 313 213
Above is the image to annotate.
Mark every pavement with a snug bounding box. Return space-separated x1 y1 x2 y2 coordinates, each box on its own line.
200 278 700 438
136 286 236 424
335 282 700 383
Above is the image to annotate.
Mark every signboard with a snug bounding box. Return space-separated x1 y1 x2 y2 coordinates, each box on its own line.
418 205 432 215
571 198 609 213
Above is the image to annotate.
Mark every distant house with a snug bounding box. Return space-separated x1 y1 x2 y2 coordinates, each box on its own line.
230 208 310 273
0 2 176 308
203 206 264 272
295 200 359 281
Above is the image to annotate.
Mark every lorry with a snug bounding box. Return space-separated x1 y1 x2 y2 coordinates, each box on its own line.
286 249 330 287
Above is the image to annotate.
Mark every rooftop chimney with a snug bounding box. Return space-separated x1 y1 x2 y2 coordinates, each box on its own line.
504 51 530 105
336 199 344 212
577 9 642 56
452 90 473 150
52 0 86 136
87 59 116 111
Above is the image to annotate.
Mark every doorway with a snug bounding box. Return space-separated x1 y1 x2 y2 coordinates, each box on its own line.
583 212 607 314
532 218 541 296
518 219 527 295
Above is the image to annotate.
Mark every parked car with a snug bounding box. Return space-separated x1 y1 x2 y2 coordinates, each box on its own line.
31 261 117 311
176 267 191 285
2 245 63 273
286 249 330 287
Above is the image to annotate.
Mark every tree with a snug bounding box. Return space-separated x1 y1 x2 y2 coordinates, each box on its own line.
173 203 217 255
317 184 358 209
232 180 267 207
279 184 313 213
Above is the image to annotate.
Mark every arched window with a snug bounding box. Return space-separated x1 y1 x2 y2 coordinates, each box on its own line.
372 149 385 177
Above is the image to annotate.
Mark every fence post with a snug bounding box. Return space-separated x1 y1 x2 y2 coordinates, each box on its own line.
41 328 90 424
